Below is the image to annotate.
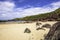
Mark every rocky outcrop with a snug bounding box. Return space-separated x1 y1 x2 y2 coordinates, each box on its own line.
44 21 60 40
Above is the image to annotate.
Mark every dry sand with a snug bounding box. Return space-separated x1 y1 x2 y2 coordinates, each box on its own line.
0 21 57 40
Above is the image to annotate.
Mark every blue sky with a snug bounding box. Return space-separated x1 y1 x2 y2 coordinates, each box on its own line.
0 0 60 20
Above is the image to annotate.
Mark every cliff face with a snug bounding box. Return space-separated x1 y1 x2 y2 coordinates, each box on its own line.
44 21 60 40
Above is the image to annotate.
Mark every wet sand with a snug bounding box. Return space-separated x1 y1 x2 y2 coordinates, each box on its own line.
0 21 57 40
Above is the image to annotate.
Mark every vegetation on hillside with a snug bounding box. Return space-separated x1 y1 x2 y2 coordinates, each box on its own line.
13 8 60 21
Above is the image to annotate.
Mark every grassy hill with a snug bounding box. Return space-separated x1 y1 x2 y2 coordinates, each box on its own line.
13 8 60 21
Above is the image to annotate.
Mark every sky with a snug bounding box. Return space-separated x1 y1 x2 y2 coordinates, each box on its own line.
0 0 60 20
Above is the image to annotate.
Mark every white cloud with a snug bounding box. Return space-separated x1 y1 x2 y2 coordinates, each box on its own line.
0 1 15 20
51 1 60 7
19 1 60 16
1 14 7 17
0 1 60 20
0 1 15 11
21 7 52 16
50 1 60 10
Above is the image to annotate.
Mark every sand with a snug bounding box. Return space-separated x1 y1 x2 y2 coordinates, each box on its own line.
0 21 57 40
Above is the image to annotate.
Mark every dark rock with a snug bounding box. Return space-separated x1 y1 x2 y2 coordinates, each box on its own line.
36 22 42 26
24 28 31 33
36 27 45 30
42 24 51 28
44 21 60 40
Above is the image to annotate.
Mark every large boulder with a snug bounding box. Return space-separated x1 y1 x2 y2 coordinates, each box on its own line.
44 21 60 40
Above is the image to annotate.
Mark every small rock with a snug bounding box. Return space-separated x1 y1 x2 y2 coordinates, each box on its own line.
24 28 31 33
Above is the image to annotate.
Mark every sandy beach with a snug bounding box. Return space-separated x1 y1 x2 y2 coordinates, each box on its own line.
0 21 57 40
